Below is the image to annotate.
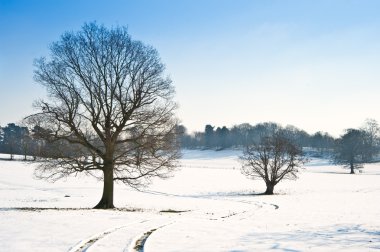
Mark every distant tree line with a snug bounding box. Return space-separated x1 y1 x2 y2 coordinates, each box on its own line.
177 119 380 174
0 123 74 160
2 119 380 175
0 123 31 160
177 122 336 154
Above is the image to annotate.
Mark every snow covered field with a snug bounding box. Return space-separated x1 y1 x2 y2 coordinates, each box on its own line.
0 150 379 251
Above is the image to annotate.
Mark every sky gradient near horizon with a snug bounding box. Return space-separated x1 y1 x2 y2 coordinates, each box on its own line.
1 0 380 136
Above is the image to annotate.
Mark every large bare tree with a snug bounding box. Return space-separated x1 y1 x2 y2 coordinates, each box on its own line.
240 134 306 195
27 23 180 209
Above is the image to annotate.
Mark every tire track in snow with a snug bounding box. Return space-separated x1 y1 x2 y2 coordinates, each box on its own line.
197 196 279 221
129 223 173 252
67 220 149 252
224 198 279 210
142 189 279 210
66 196 279 251
140 189 280 222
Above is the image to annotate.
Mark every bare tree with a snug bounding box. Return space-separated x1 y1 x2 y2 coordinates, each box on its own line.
334 129 368 174
361 118 380 161
240 134 306 195
27 22 180 209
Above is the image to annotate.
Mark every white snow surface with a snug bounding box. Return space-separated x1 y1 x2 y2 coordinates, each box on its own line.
0 150 379 251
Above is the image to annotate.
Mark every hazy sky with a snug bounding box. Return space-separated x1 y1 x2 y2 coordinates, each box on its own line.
1 0 380 136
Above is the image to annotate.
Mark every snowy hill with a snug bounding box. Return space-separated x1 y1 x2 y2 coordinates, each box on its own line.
0 150 379 251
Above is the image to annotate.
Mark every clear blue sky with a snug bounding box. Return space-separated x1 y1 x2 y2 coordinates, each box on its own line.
1 0 380 136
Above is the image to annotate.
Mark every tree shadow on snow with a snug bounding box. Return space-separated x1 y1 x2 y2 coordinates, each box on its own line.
0 207 141 212
241 224 380 251
309 170 380 176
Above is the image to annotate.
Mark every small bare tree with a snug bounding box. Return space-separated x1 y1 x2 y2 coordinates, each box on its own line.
240 134 306 195
361 118 380 161
333 129 368 174
27 22 180 209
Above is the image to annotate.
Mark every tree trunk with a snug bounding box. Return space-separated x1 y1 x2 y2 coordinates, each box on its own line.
264 183 275 195
350 162 355 174
94 164 115 209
